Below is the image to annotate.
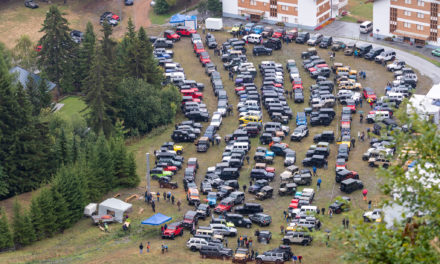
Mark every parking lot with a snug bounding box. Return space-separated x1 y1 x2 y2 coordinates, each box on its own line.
134 28 433 263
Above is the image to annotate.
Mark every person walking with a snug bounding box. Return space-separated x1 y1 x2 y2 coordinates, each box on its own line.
246 155 250 164
167 191 171 202
312 166 317 176
177 200 181 211
151 200 156 212
147 241 150 253
161 244 165 254
156 192 160 202
245 239 249 249
251 249 255 260
237 236 241 246
225 238 228 248
317 178 322 190
171 195 175 204
283 210 287 219
298 256 303 263
243 184 247 193
368 200 372 210
160 226 164 234
362 189 368 201
292 255 298 263
329 208 333 218
360 113 363 123
139 242 144 254
369 100 374 109
280 225 285 234
342 218 346 228
346 218 350 229
360 98 363 107
249 237 253 248
357 131 361 140
145 191 149 203
321 207 325 215
361 131 365 142
351 138 356 148
367 127 370 139
163 192 166 201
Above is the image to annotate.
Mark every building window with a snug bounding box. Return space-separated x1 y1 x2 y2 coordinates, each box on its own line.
404 22 411 28
417 24 424 30
282 16 288 22
295 7 298 12
250 0 256 5
418 1 424 6
270 8 277 17
404 0 411 4
417 12 424 18
270 0 277 5
404 11 411 16
281 5 288 11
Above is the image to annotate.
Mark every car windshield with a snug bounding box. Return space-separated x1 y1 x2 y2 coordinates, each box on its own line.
208 194 216 199
286 153 295 158
220 201 229 206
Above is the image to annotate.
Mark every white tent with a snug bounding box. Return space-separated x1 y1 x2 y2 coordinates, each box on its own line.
98 198 132 223
408 93 440 125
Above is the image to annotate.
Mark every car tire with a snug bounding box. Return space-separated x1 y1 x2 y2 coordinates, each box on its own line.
246 223 251 229
383 164 389 169
160 184 164 188
191 246 197 252
171 234 175 239
283 239 290 245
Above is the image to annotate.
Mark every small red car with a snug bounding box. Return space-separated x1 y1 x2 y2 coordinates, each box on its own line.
164 30 181 41
193 43 206 57
176 26 197 36
162 222 184 239
199 52 211 65
292 80 303 90
265 167 275 173
335 159 347 170
308 67 317 73
289 199 299 209
156 164 178 174
214 199 234 213
235 86 245 93
181 88 203 99
112 13 120 21
363 87 377 102
272 28 286 38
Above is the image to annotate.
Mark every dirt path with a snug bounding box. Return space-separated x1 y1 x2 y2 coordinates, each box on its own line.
134 0 151 29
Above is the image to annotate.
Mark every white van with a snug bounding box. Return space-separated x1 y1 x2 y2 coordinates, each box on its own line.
232 142 250 153
195 228 214 237
360 21 373 33
300 205 318 214
243 34 262 44
367 110 390 123
386 92 404 103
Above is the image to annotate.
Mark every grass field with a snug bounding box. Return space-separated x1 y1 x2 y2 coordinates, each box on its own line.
0 31 433 264
341 0 373 23
58 96 87 117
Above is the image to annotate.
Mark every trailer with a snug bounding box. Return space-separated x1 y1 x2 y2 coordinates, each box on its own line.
205 18 223 31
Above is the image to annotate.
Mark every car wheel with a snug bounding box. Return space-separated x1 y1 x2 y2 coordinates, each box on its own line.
171 234 175 239
246 223 251 229
160 184 164 188
177 150 182 155
383 163 389 169
283 239 290 245
191 246 197 252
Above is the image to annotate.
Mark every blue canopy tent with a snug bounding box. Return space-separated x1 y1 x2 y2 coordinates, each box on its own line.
141 213 172 226
170 14 197 30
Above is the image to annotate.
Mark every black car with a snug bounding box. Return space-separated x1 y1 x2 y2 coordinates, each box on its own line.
234 203 263 215
248 179 269 194
256 230 272 243
364 47 385 60
295 32 310 44
196 204 211 220
70 30 84 44
319 36 333 48
24 0 38 8
250 169 274 182
171 130 196 142
199 245 233 259
294 90 304 103
186 111 210 122
225 213 252 228
263 38 282 50
253 46 272 56
124 0 134 5
340 179 364 194
201 181 213 195
249 213 272 226
313 130 335 143
302 155 327 168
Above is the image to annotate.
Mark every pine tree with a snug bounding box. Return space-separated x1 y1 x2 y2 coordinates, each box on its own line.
90 136 114 195
53 166 87 225
38 5 75 96
37 188 56 238
78 22 96 91
84 49 115 136
71 135 78 163
0 165 9 197
12 200 35 247
37 76 52 110
50 187 70 232
138 27 163 86
25 74 42 116
0 207 13 250
57 128 69 165
154 0 170 14
29 197 44 240
126 152 139 187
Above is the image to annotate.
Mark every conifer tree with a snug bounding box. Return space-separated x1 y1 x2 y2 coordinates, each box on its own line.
50 187 70 232
90 136 114 194
78 22 96 90
25 74 42 116
12 200 35 247
37 188 56 238
138 27 163 86
71 135 78 163
38 5 74 96
29 197 44 240
84 48 115 136
0 207 13 250
57 128 69 165
0 166 9 197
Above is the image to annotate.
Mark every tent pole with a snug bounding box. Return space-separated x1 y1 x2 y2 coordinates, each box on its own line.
146 153 151 193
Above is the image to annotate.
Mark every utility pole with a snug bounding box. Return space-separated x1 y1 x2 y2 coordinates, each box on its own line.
146 153 151 193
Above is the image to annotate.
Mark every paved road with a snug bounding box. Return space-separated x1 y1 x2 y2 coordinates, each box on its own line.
333 37 440 84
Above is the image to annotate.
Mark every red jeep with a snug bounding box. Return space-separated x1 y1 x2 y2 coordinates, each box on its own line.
164 30 181 41
272 28 286 38
289 199 299 209
181 88 203 99
176 26 197 36
156 163 178 174
193 42 206 57
292 79 303 90
214 198 234 214
199 52 211 66
363 87 377 102
162 222 184 239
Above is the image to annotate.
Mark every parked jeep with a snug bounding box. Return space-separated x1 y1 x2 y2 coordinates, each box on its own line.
159 176 178 189
282 231 313 246
232 247 252 263
278 183 297 196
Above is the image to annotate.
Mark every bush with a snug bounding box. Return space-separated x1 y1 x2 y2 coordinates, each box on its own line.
154 0 169 15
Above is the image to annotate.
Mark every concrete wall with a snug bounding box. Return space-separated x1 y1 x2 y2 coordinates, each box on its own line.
373 0 392 38
298 0 317 27
222 0 239 16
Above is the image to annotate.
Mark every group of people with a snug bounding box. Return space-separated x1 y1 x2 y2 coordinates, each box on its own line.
237 235 253 249
145 191 181 212
139 241 151 254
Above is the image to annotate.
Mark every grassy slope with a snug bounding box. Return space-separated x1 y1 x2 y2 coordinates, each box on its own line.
341 0 373 22
58 96 87 117
0 32 433 264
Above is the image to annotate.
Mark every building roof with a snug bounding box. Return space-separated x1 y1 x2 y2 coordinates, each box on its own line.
426 83 440 100
9 66 56 91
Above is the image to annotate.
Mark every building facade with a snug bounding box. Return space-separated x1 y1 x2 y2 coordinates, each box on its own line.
374 0 440 47
223 0 348 30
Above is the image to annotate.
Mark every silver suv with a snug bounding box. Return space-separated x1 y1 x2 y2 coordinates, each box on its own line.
186 237 209 251
255 251 285 263
282 231 313 246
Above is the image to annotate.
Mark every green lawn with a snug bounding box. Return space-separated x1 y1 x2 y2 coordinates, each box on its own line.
342 0 373 22
58 96 87 119
339 15 359 23
148 9 171 25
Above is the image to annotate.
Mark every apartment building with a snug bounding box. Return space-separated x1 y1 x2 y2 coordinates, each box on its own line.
374 0 440 47
223 0 348 29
